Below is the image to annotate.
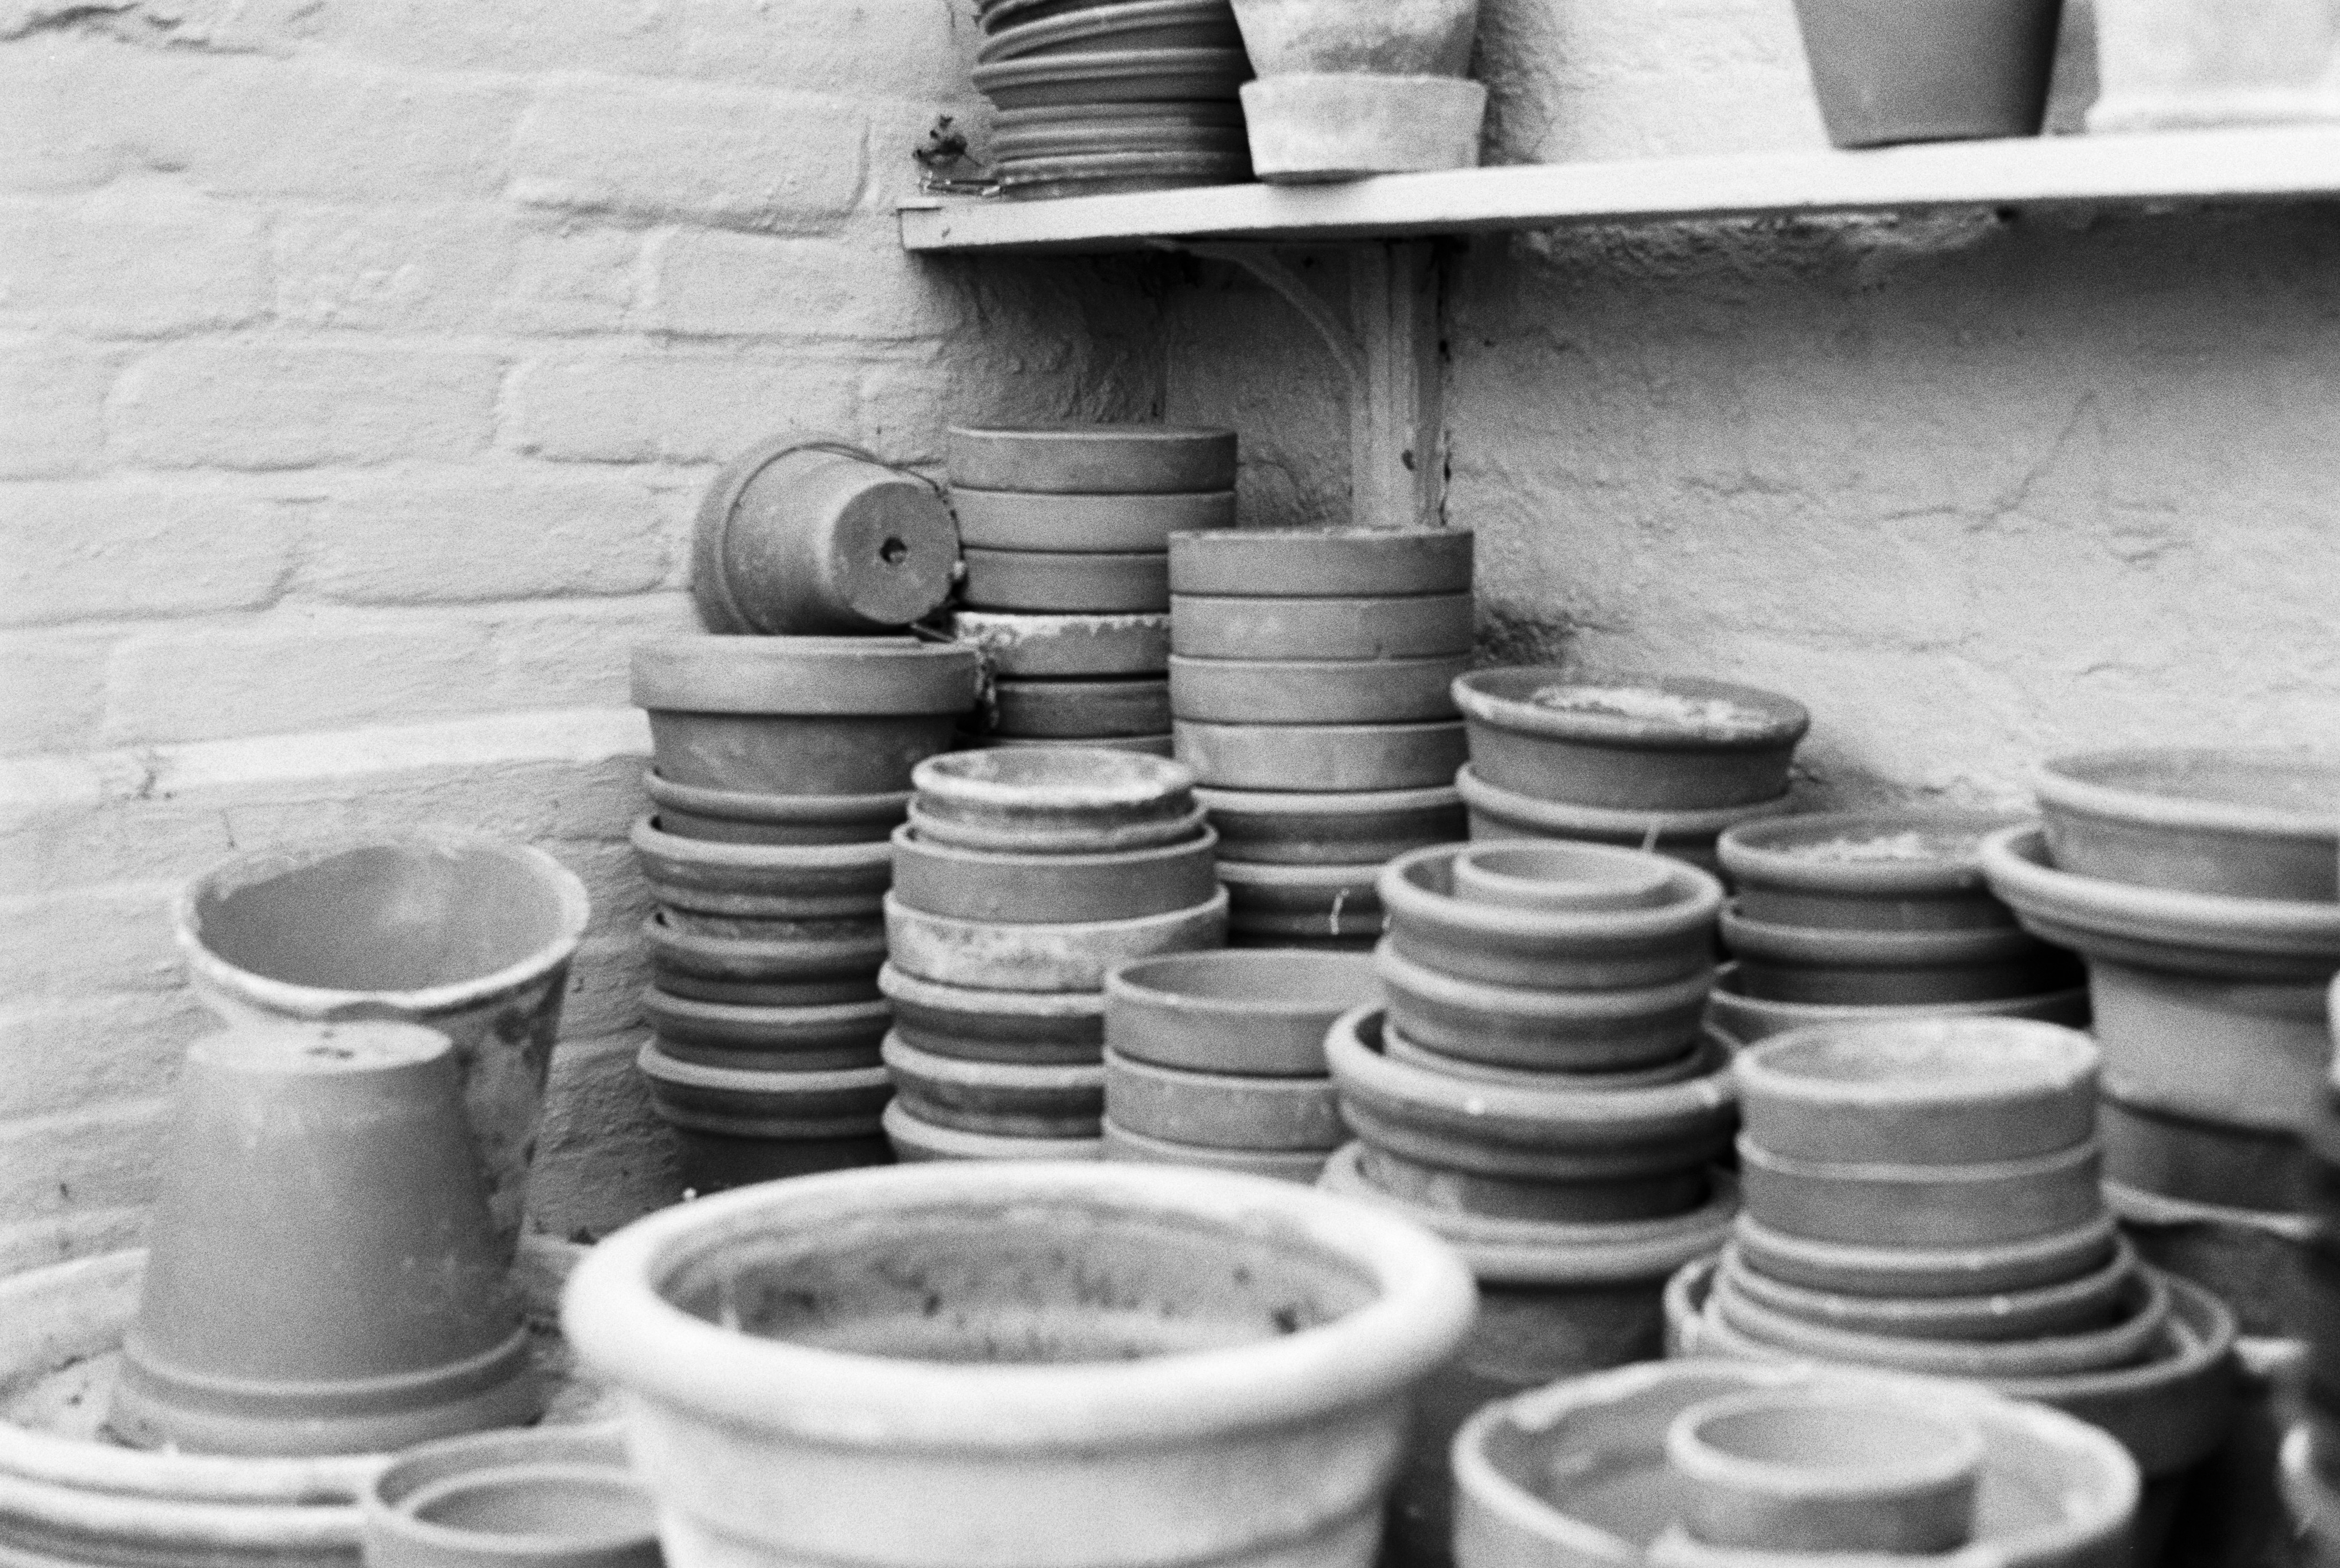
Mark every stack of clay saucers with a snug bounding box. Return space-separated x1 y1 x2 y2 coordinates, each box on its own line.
950 425 1236 758
1100 948 1377 1182
629 636 982 1191
1452 670 1809 874
1706 810 2091 1052
1669 1017 2240 1513
973 0 1253 198
1169 528 1474 950
878 747 1229 1161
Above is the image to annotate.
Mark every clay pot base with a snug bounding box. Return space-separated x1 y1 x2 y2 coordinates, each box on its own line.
883 1099 1104 1162
883 1032 1105 1139
1100 1119 1332 1183
878 963 1107 1065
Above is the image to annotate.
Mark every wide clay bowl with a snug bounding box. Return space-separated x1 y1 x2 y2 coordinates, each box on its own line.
363 1425 661 1568
1734 1135 2104 1251
946 424 1237 495
1167 527 1473 599
913 747 1196 845
1735 1017 2098 1166
2035 747 2340 902
1718 809 2030 931
1171 592 1474 663
1104 948 1378 1076
1451 669 1809 812
560 1161 1477 1568
1703 962 2092 1051
1449 840 1676 913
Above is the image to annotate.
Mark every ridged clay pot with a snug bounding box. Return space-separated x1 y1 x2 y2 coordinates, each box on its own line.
1241 75 1487 182
1220 860 1385 944
2106 1166 2311 1337
1730 1208 2122 1301
1736 1017 2098 1166
1171 592 1474 662
642 910 887 1001
912 746 1195 845
908 798 1207 857
640 989 891 1073
111 1024 539 1456
1718 1237 2139 1344
961 547 1170 613
1452 670 1810 812
363 1426 660 1568
883 1099 1104 1161
2035 746 2340 900
1104 948 1378 1075
890 823 1217 925
691 438 958 636
1196 782 1464 865
636 1042 892 1151
1704 961 2092 1051
562 1163 1476 1568
1450 840 1675 912
1228 0 1478 74
174 832 589 1266
952 488 1234 553
1720 900 2074 1006
644 952 881 1011
1175 718 1467 792
883 886 1230 993
1167 526 1473 598
1790 0 2063 148
632 636 980 796
644 770 910 847
2097 1057 2307 1215
1718 809 2030 931
878 961 1106 1064
1101 1120 1333 1181
987 675 1171 739
882 1031 1104 1138
2091 0 2340 132
1380 1025 1713 1090
633 815 893 924
1352 1142 1712 1226
1736 1134 2104 1251
979 1 1247 65
1168 654 1466 725
947 425 1237 495
1457 761 1796 874
1102 1050 1345 1151
1375 940 1713 1074
948 610 1171 679
969 49 1255 112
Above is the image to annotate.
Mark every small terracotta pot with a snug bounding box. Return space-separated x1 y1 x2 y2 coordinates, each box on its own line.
112 1024 539 1456
1665 1387 1984 1553
883 1099 1104 1161
946 424 1237 494
1736 1134 2104 1251
635 1041 892 1141
644 769 910 846
883 886 1230 993
913 746 1196 845
961 547 1170 613
973 730 1177 756
1721 1237 2137 1344
640 988 891 1072
1453 669 1810 812
1450 841 1675 912
1196 782 1464 865
1704 962 2093 1051
1175 718 1467 792
692 438 959 636
878 961 1106 1065
989 675 1172 738
1790 0 2063 148
1101 1119 1332 1181
2036 746 2340 902
643 910 887 999
882 1031 1105 1138
1240 74 1487 182
1221 859 1386 945
632 636 980 796
953 488 1234 553
1169 527 1473 599
950 609 1172 679
1721 900 2073 1005
1171 592 1473 662
1730 1209 2121 1301
1228 0 1478 73
1169 654 1466 725
363 1425 660 1568
633 815 893 924
1735 1017 2099 1166
1104 948 1378 1075
1457 760 1795 874
1101 1049 1343 1152
1376 940 1712 1073
890 823 1218 925
1718 809 2030 931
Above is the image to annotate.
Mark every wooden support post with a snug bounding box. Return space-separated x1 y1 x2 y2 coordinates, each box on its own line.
1349 241 1445 531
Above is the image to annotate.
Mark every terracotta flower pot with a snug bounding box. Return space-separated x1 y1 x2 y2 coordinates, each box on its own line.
1720 900 2074 1006
1457 761 1797 874
633 816 893 924
1736 1134 2104 1251
2096 1065 2305 1213
1196 782 1464 865
1168 654 1466 725
1171 592 1474 662
980 1 1247 65
1730 1209 2121 1301
947 425 1238 495
1102 1050 1344 1152
1704 962 2092 1052
882 1098 1103 1161
1789 0 2064 148
634 1041 893 1180
1101 1120 1333 1181
1227 0 1478 75
878 962 1107 1064
883 887 1230 992
1104 948 1378 1075
1168 527 1474 599
1450 841 1675 912
1375 940 1713 1073
882 1031 1105 1138
1352 1142 1713 1225
950 609 1172 679
632 636 980 796
174 833 590 1265
644 770 910 847
909 799 1208 858
1220 859 1386 945
961 547 1170 613
2091 0 2340 131
643 910 887 1003
363 1426 660 1568
1720 1237 2137 1344
691 438 958 636
890 823 1218 925
2034 747 2340 901
1175 718 1467 792
640 989 891 1073
563 1162 1475 1568
112 1024 539 1456
1718 809 2032 931
913 747 1196 846
1452 670 1809 812
988 676 1172 739
953 488 1235 553
970 48 1254 111
1381 1024 1712 1089
1240 74 1487 182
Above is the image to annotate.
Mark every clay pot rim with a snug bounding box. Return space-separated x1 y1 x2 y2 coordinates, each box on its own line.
561 1160 1479 1445
992 674 1169 696
1375 943 1717 1026
1452 669 1810 753
640 987 892 1032
630 636 980 715
1720 902 2044 965
1737 1017 2098 1117
1706 963 2091 1038
1100 1046 1335 1095
1100 1118 1333 1174
1731 1210 2122 1293
1450 841 1675 909
906 800 1208 855
1457 763 1796 837
946 422 1235 446
632 815 896 873
881 1032 1105 1091
1982 824 2340 957
1385 1021 1721 1091
1104 948 1379 1024
1736 1131 2097 1189
1195 783 1462 816
913 746 1195 813
173 831 590 1021
643 771 912 824
882 1099 1103 1158
1721 1235 2139 1335
876 963 1108 1020
1218 859 1385 890
363 1426 653 1562
1166 652 1470 676
890 820 1214 874
952 484 1233 505
636 1039 892 1094
1380 841 1723 947
882 884 1232 941
1663 1386 1986 1502
643 912 885 963
1178 716 1466 740
948 608 1173 631
1718 809 2031 896
2037 747 2340 838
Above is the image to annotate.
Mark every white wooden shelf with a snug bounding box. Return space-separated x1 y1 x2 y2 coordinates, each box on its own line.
899 126 2340 253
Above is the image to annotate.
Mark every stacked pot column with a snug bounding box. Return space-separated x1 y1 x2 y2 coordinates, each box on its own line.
1670 1017 2240 1540
1170 528 1474 952
879 748 1230 1161
949 426 1237 759
1319 839 1740 1568
629 637 983 1192
1453 669 1809 875
1229 0 1488 181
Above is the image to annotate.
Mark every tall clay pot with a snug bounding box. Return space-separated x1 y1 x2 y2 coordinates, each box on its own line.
1791 0 2066 147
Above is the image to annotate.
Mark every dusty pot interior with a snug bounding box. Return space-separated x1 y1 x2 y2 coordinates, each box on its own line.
1452 841 1676 912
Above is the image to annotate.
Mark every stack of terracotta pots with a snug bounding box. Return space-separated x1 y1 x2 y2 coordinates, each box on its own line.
1453 669 1808 874
950 425 1236 758
2289 977 2340 1560
629 636 983 1191
1707 809 2091 1051
1670 1017 2241 1544
1170 528 1474 951
1318 838 1739 1565
879 747 1229 1161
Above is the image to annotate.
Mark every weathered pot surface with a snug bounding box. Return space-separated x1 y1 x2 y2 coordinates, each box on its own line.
1381 1024 1714 1091
1170 591 1474 662
1457 761 1796 873
645 958 884 1012
960 547 1170 613
1101 1049 1344 1152
1704 962 2093 1050
948 609 1172 680
642 910 887 988
1718 1236 2139 1345
889 822 1218 926
2034 746 2340 901
1168 653 1465 726
980 3 1247 67
1790 0 2063 148
1352 1143 1714 1226
1718 809 2030 931
953 487 1233 556
1104 948 1378 1076
632 814 893 922
1240 74 1487 182
1167 527 1473 599
877 962 1107 1065
881 1099 1104 1162
1729 1209 2122 1302
644 769 911 846
882 887 1230 993
1194 784 1462 866
913 746 1196 841
1721 901 2073 1006
1736 1134 2104 1252
987 675 1172 740
946 424 1237 495
1734 1017 2099 1166
362 1424 660 1568
635 1043 892 1142
1375 941 1715 1074
1175 717 1467 792
1100 1120 1333 1182
174 833 590 1267
1220 859 1386 944
640 988 891 1073
561 1161 1477 1568
1227 0 1479 74
1453 670 1809 812
881 1032 1104 1139
971 730 1177 756
1451 840 1676 913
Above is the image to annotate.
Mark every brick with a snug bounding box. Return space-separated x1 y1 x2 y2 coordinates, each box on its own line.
0 626 118 757
111 343 502 470
529 1030 678 1241
0 190 267 338
0 480 295 627
483 593 698 714
0 990 205 1120
0 1097 168 1226
557 931 649 1041
0 882 180 998
0 1205 146 1277
0 337 120 478
642 225 960 342
510 78 865 233
271 204 642 335
504 349 861 463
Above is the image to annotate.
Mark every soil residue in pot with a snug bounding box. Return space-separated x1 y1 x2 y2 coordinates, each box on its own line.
1779 830 1988 864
